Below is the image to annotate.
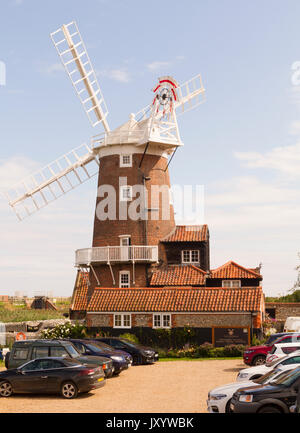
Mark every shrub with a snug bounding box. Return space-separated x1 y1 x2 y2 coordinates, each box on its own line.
118 333 139 344
222 344 245 357
196 342 214 357
159 342 246 359
251 335 266 346
41 322 87 339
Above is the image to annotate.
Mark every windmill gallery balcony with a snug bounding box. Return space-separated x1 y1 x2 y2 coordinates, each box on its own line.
75 245 159 266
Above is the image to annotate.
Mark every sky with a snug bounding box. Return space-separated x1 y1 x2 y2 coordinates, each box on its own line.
1 0 300 297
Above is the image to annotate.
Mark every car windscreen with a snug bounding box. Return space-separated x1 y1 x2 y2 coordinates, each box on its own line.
86 343 109 353
254 369 291 384
119 339 137 348
92 341 115 350
64 344 81 357
270 367 300 386
266 335 281 345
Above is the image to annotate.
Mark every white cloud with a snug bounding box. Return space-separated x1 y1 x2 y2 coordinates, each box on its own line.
206 176 300 207
147 61 171 71
234 142 300 177
0 156 40 191
203 175 300 296
98 68 130 83
110 69 130 83
39 62 64 75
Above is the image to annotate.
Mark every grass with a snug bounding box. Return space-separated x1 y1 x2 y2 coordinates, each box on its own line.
0 303 69 323
159 357 243 362
0 360 4 368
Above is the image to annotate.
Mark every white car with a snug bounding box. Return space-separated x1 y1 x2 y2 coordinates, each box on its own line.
266 342 300 364
284 316 300 332
207 366 294 413
236 350 300 382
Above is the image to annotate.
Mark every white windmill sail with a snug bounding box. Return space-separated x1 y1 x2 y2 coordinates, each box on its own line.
5 143 100 220
175 74 206 115
50 21 110 132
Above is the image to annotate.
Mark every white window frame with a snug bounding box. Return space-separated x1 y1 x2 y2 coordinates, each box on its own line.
113 313 132 329
119 235 131 246
222 280 241 288
119 270 130 288
120 154 132 168
120 185 133 201
181 250 200 264
153 313 171 329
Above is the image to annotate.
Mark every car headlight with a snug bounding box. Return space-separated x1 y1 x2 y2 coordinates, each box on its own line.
244 350 254 354
238 373 249 379
239 394 253 403
142 350 153 356
210 394 227 400
111 356 123 362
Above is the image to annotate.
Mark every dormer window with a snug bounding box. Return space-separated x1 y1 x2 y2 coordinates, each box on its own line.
222 280 241 288
182 250 200 264
120 154 132 167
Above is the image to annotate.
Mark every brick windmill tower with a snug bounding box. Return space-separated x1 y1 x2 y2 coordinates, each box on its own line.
5 21 206 303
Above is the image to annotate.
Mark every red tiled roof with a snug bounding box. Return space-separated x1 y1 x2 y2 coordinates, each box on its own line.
87 286 263 313
162 225 209 242
210 261 262 279
72 272 89 311
150 265 206 286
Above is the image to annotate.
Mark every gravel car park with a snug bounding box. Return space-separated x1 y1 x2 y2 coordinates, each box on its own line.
0 359 242 413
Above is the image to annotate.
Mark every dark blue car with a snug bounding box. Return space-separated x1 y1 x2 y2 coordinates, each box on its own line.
0 349 3 361
66 339 132 375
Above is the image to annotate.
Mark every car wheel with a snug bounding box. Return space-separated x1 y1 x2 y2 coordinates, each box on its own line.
225 399 233 413
61 382 78 399
252 355 266 366
0 381 13 397
249 374 262 380
258 405 282 414
133 355 141 365
4 352 10 369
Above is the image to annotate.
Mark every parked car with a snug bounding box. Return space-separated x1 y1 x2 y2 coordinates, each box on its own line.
266 342 300 364
5 339 114 378
284 317 300 332
89 340 133 367
94 337 159 365
243 333 300 366
66 339 131 375
0 349 3 361
207 366 295 413
230 366 300 413
237 351 300 382
0 357 105 399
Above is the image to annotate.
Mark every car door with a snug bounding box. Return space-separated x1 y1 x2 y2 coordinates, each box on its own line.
13 360 47 393
35 359 66 393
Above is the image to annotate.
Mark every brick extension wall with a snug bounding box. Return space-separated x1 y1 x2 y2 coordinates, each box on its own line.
87 312 254 328
265 302 300 322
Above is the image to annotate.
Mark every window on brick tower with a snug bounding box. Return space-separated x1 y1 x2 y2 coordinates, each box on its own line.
120 154 132 167
222 280 241 288
120 185 133 201
120 271 130 288
182 250 200 264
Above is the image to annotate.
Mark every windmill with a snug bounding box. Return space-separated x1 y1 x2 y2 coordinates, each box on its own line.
5 21 206 293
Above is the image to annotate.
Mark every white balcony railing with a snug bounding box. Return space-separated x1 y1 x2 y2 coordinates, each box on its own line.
75 245 158 266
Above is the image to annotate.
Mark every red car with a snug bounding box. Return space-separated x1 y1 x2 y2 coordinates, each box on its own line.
243 333 300 366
